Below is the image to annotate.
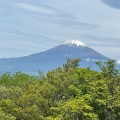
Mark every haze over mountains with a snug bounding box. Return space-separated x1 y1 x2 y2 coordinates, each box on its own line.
0 40 118 75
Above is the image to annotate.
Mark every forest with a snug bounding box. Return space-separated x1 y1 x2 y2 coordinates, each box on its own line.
0 58 120 120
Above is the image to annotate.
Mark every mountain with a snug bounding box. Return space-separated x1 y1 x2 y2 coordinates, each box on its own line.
0 40 110 74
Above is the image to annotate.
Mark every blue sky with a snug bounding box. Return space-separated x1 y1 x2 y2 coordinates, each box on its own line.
0 0 120 60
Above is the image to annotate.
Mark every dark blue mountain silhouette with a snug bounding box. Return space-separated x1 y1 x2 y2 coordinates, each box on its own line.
0 40 111 74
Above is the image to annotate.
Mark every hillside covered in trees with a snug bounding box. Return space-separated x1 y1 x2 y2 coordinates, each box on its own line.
0 58 120 120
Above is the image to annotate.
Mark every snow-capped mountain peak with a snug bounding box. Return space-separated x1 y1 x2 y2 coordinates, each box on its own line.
63 40 87 47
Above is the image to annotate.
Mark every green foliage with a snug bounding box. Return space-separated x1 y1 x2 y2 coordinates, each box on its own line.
0 58 120 120
0 71 37 87
63 57 81 71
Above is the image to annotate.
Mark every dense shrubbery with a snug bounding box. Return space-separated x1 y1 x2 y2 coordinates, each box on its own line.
0 58 120 120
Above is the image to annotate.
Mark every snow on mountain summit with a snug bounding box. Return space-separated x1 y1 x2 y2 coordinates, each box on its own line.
63 40 87 47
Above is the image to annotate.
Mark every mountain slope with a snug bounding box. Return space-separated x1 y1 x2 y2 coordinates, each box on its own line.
0 40 110 74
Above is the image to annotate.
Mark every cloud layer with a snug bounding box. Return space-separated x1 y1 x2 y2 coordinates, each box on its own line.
116 59 120 65
0 0 120 59
101 0 120 9
10 2 73 19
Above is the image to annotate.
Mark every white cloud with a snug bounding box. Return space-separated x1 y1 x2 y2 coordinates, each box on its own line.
85 58 91 62
85 58 106 62
116 59 120 65
11 2 56 15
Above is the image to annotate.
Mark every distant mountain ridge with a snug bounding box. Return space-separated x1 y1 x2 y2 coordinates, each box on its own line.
0 40 111 74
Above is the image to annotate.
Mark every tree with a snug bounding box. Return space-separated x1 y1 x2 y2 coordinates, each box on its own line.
0 58 119 120
96 60 120 120
63 57 81 71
